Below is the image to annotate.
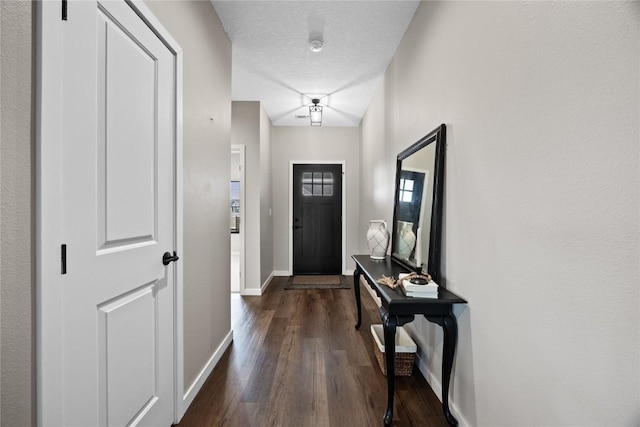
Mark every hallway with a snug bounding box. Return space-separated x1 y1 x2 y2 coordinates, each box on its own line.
176 277 448 426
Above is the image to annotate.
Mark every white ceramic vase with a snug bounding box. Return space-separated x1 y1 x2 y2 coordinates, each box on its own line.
367 220 390 259
396 221 416 259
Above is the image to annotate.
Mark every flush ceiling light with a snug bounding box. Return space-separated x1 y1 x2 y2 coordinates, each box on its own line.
309 99 322 126
309 39 323 52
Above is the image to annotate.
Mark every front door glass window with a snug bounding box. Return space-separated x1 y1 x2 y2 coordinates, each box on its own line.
302 171 334 197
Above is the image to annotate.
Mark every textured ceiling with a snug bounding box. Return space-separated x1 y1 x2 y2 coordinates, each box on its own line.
211 1 420 127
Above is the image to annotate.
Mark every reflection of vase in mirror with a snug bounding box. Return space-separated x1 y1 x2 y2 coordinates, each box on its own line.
367 220 389 259
396 220 416 259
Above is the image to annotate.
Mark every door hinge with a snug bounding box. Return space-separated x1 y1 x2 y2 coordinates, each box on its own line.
61 244 67 274
62 0 67 21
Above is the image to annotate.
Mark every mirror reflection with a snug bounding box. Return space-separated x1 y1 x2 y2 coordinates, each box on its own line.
391 124 445 280
393 143 436 265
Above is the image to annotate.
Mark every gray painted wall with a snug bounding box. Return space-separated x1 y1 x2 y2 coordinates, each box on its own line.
145 0 232 395
271 126 360 274
231 101 275 292
259 107 273 286
360 2 639 425
0 1 34 425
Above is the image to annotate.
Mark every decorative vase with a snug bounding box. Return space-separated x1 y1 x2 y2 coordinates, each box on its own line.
396 221 416 259
367 220 390 260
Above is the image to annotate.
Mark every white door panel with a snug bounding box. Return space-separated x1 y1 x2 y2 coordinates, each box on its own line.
97 282 158 427
98 7 158 246
56 1 176 426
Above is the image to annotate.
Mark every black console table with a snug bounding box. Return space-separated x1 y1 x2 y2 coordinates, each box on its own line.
352 255 467 427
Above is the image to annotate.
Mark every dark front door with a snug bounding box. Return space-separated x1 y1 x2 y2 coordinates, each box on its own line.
293 164 342 274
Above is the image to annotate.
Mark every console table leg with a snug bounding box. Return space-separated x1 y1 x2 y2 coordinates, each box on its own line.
353 267 362 329
382 314 397 427
441 312 459 426
425 312 459 426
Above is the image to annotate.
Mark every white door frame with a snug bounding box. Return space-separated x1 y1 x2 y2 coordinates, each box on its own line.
288 161 347 275
35 1 185 424
231 145 246 294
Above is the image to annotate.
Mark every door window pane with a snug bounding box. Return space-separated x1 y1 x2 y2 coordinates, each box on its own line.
400 178 414 202
302 170 336 196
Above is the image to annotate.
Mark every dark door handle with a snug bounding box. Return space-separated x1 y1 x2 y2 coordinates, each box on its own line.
294 226 301 229
162 251 179 265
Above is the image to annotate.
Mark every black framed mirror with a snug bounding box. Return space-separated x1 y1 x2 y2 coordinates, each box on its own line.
390 124 446 283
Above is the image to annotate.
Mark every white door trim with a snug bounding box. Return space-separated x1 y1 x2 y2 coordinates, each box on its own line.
231 145 246 295
288 161 347 276
35 1 185 424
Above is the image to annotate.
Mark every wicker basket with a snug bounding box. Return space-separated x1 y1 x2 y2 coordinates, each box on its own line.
371 324 416 376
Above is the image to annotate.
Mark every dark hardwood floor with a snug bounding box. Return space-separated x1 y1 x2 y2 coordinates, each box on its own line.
175 276 449 427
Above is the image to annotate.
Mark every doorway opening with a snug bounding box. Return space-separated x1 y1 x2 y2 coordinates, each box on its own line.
230 145 245 295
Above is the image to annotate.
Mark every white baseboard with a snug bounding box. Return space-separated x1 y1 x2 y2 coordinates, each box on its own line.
274 270 354 277
241 272 274 296
414 348 469 426
414 352 442 401
180 330 233 417
261 272 273 293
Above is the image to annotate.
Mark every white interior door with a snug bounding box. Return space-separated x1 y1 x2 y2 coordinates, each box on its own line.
42 1 177 425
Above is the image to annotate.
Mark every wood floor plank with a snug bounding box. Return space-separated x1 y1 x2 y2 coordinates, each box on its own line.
175 276 449 427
